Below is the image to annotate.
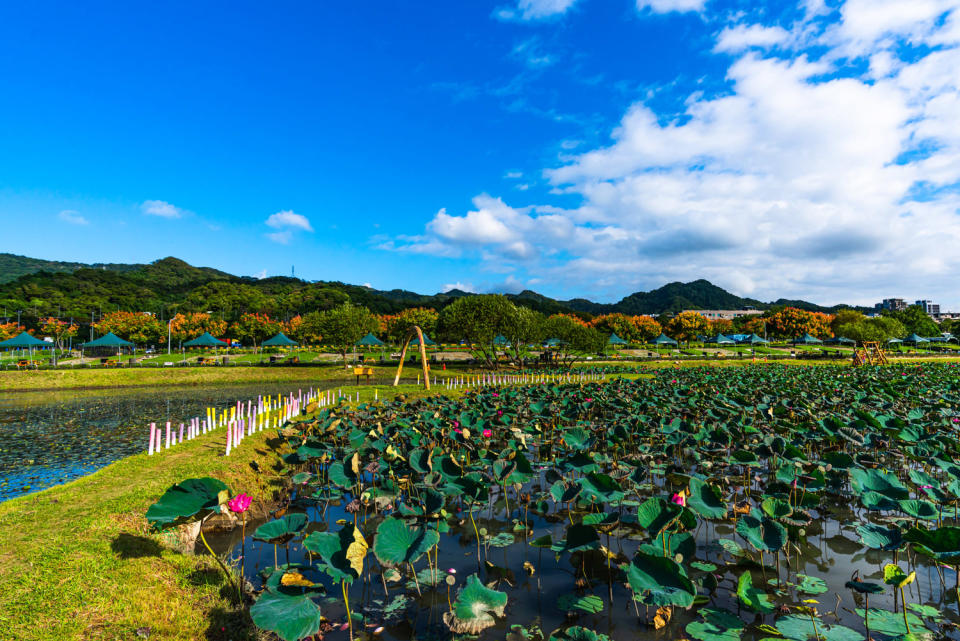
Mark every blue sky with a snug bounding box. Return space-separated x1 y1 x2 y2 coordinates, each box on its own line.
2 1 960 308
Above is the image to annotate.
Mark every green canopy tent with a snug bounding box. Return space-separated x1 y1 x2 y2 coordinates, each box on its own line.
0 332 52 365
356 332 386 362
793 333 823 345
650 333 678 357
544 338 565 347
739 334 769 345
706 333 736 345
261 332 299 364
410 334 436 347
183 331 228 348
82 332 135 364
608 333 628 345
902 333 929 345
493 334 510 346
824 336 855 345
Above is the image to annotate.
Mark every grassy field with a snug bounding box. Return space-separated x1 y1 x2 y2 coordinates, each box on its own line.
0 383 461 641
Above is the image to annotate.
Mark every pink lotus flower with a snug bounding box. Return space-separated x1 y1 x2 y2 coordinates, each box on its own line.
670 492 686 507
492 393 499 397
482 429 492 438
227 493 252 514
585 398 593 402
497 410 503 416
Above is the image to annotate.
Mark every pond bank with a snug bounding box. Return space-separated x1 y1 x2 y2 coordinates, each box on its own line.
0 383 458 641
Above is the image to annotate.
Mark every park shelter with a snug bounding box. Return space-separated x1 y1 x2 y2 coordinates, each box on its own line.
608 333 628 346
739 334 769 345
707 334 736 345
825 336 855 345
902 333 929 344
262 332 299 347
887 338 903 344
544 338 564 347
651 334 678 346
0 332 51 364
356 333 385 347
410 334 436 347
493 334 510 346
183 332 228 347
82 332 134 361
793 333 823 345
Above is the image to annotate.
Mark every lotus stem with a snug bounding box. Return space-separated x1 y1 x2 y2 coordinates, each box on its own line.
410 562 422 596
899 586 911 634
342 581 354 641
198 517 241 601
469 509 481 563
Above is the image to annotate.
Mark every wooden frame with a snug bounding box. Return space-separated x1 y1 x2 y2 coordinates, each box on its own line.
392 325 431 390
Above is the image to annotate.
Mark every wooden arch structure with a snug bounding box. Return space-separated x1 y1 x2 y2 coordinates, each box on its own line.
852 341 888 367
392 325 432 390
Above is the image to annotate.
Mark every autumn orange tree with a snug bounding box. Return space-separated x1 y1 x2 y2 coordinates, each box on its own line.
284 315 304 342
169 312 227 344
666 311 711 342
231 313 281 351
95 311 164 345
632 315 662 342
590 313 639 342
764 307 834 339
0 322 25 341
710 318 735 335
40 317 78 351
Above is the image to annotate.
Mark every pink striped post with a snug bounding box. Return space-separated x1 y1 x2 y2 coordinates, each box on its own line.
148 423 156 455
225 422 232 456
178 423 184 444
165 422 171 449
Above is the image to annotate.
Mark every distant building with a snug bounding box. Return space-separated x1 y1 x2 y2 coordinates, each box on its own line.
687 309 764 321
916 300 940 315
876 298 907 312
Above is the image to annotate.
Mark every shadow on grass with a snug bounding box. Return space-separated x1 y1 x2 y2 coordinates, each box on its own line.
203 605 259 641
111 532 163 559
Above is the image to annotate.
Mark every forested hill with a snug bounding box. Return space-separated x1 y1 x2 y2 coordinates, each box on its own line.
0 252 142 283
0 254 854 322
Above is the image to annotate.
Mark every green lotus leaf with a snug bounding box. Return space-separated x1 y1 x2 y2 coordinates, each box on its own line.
557 593 604 613
623 551 697 607
854 608 925 637
761 496 793 520
736 512 787 553
145 477 230 531
856 524 904 551
443 573 508 635
850 469 909 500
302 524 368 584
685 608 744 641
250 588 325 641
253 513 309 545
578 472 625 503
548 626 612 641
372 517 439 567
636 497 684 536
903 526 960 564
552 523 600 554
898 499 938 520
796 573 828 595
860 491 898 511
845 580 884 594
737 571 775 614
777 615 863 641
687 478 727 519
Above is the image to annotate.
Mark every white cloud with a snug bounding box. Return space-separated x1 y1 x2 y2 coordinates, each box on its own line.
266 210 313 232
495 0 578 21
253 269 268 279
714 25 791 52
636 0 706 14
141 200 185 218
504 171 524 179
389 1 960 307
58 210 88 225
511 37 556 68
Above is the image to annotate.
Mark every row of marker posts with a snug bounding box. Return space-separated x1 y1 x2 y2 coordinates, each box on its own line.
147 370 606 457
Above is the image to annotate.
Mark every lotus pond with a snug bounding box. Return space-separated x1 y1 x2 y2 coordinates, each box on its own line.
0 380 378 502
148 362 960 641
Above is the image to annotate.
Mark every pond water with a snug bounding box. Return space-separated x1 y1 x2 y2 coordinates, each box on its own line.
0 377 403 502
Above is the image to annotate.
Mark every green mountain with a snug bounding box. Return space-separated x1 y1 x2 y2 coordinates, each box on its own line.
0 254 856 327
0 252 142 283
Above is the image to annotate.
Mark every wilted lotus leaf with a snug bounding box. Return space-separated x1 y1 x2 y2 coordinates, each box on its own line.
443 573 508 634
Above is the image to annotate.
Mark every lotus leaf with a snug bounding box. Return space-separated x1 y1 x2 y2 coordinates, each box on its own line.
443 573 508 634
372 517 439 566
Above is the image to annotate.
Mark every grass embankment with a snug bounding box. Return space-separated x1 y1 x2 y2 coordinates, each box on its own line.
0 383 459 641
0 364 406 393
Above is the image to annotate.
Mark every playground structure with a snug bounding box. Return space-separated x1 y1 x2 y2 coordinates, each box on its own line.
392 325 432 390
852 341 888 366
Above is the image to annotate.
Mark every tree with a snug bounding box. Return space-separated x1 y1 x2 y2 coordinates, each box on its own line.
284 315 305 343
883 305 939 337
384 307 439 344
438 295 517 369
169 312 227 345
633 315 662 342
831 309 864 335
709 318 734 335
764 307 834 339
836 317 906 343
231 313 280 351
501 306 545 367
95 311 164 345
40 317 78 352
666 311 711 342
590 313 641 342
543 314 605 368
0 322 25 341
316 302 379 367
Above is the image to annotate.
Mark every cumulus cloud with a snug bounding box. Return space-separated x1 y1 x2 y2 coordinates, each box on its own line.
266 210 313 232
495 0 578 21
442 281 477 293
58 210 88 225
141 200 185 218
389 0 960 307
266 231 293 245
636 0 706 14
